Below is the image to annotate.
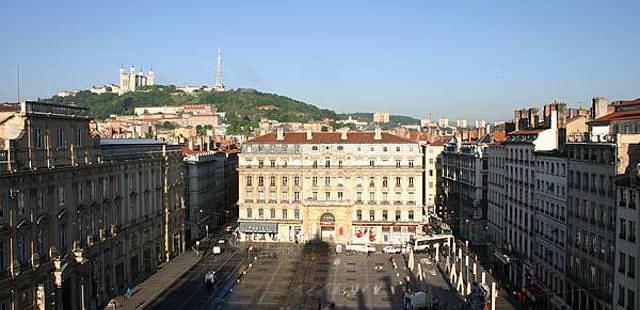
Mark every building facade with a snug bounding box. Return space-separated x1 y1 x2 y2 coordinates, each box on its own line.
440 135 491 250
237 128 424 244
532 151 568 308
0 102 184 310
614 174 639 310
373 112 390 124
422 143 444 221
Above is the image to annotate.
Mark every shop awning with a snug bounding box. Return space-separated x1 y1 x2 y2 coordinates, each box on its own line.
239 222 278 233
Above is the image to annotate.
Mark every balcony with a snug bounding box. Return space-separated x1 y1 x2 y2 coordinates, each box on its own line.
355 200 363 205
304 198 351 207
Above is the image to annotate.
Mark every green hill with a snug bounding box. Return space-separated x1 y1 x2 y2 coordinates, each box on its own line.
43 85 336 134
43 85 418 134
338 113 420 126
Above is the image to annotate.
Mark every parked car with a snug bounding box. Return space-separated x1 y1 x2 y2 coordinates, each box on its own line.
345 244 376 253
383 246 402 254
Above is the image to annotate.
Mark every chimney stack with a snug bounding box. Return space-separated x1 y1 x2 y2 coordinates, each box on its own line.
276 127 285 141
374 126 382 140
306 130 313 140
341 130 348 140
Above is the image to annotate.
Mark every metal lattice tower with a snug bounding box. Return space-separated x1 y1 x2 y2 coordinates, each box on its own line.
214 48 225 91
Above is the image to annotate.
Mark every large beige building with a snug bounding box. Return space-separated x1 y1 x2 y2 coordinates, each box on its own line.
0 102 184 310
237 128 424 244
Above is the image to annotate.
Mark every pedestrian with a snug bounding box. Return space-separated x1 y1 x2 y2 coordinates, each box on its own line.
126 287 132 300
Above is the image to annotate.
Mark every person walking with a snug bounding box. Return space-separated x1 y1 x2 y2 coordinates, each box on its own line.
125 287 132 300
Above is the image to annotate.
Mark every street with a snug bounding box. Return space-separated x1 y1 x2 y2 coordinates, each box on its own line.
147 240 473 310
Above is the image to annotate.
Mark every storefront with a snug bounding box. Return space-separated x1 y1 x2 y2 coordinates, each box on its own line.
352 224 417 244
238 222 279 241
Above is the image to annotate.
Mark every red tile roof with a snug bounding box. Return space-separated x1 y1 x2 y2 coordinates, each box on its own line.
511 128 546 135
612 98 640 106
245 131 416 144
589 109 640 124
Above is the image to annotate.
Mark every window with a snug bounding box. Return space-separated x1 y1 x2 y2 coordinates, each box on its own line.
270 160 275 167
369 210 375 221
76 128 82 147
247 208 252 218
325 192 331 200
325 177 331 186
325 160 330 168
313 161 318 168
338 160 343 168
382 177 388 188
294 192 300 202
312 192 318 200
312 146 318 151
356 210 362 221
369 192 375 202
356 192 362 202
282 209 287 219
369 177 375 187
34 128 44 149
409 210 414 220
246 176 253 186
270 176 276 187
258 208 264 219
294 177 300 186
57 128 65 148
370 160 375 167
395 177 401 187
282 161 287 167
258 160 264 168
294 209 300 219
338 192 343 200
282 177 288 186
281 192 288 202
16 233 26 263
395 210 401 221
396 160 401 167
629 256 636 279
58 223 67 252
258 176 264 186
382 210 388 221
409 177 414 187
17 193 25 217
618 285 625 306
337 146 344 151
58 185 65 206
270 209 276 219
619 252 626 274
628 289 635 310
313 177 318 186
409 160 414 168
396 146 401 152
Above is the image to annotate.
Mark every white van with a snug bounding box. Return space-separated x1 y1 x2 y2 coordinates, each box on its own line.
345 244 376 253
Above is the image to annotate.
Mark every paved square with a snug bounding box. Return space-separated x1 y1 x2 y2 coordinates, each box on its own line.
220 243 412 309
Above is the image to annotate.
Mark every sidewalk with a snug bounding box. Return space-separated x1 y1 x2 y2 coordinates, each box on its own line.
109 250 202 309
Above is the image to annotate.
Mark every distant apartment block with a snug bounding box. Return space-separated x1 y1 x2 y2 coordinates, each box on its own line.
373 112 390 124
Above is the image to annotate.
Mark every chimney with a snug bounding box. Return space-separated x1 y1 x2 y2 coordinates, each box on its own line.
550 109 558 130
374 126 382 140
341 130 348 140
276 127 285 141
306 130 313 140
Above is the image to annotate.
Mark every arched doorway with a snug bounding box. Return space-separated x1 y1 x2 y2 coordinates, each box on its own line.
319 213 336 242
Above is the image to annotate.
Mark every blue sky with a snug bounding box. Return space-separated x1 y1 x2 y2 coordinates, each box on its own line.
0 0 638 120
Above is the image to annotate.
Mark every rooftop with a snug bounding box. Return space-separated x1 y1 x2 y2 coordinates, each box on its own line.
100 138 163 146
245 131 415 144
